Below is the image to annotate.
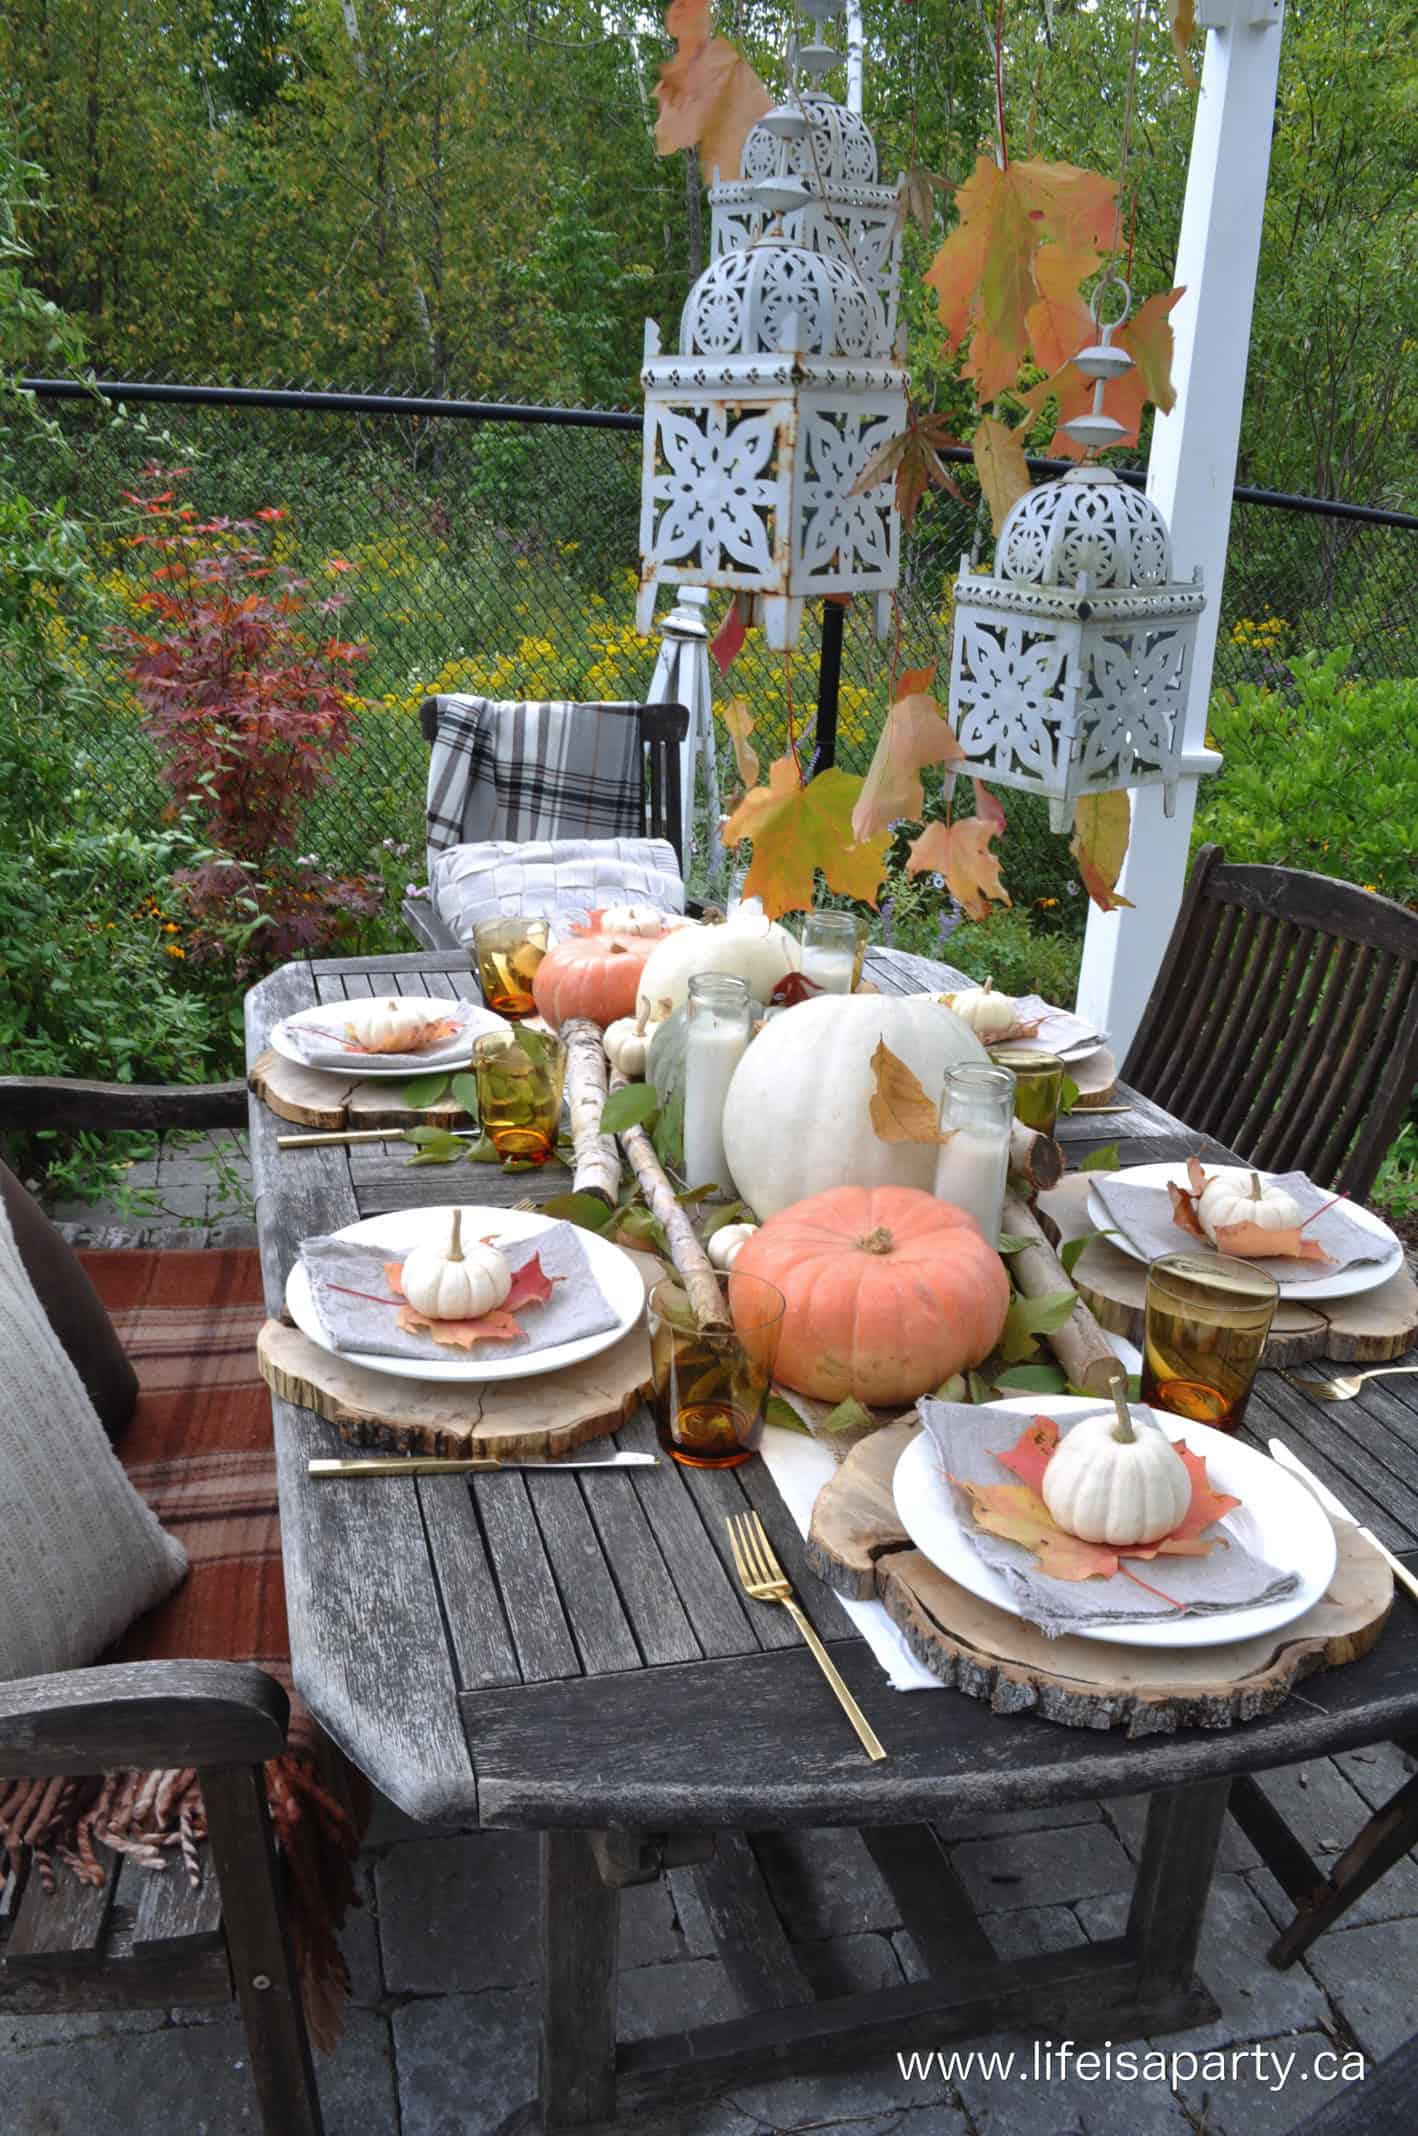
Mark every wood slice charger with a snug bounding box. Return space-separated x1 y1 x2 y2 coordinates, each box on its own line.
256 1254 657 1460
807 1420 1392 1737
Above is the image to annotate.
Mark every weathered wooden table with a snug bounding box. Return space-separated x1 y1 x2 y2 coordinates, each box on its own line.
247 946 1418 2133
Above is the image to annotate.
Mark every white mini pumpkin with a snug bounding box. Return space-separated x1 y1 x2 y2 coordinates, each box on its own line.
706 1221 758 1270
634 912 799 1027
347 996 444 1053
1197 1168 1303 1244
721 993 987 1218
599 903 667 938
1041 1402 1192 1547
400 1211 512 1322
604 1016 653 1079
946 977 1018 1042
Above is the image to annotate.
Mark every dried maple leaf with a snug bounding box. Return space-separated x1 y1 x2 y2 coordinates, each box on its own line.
996 1415 1060 1495
907 816 1011 921
851 407 963 534
395 1303 525 1348
894 164 947 239
722 755 888 918
1212 1219 1334 1265
950 1477 1132 1584
868 1039 950 1146
1170 1 1199 89
720 695 759 789
503 1251 557 1311
925 157 1118 399
973 780 1007 833
1048 287 1186 458
710 596 747 678
971 413 1032 537
1165 1442 1242 1541
653 0 772 184
851 683 963 841
1070 790 1135 912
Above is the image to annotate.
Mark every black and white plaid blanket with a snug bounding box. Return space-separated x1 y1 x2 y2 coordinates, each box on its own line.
425 695 646 864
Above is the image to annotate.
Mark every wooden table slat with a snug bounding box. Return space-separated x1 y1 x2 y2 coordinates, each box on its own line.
576 1467 704 1667
416 1477 522 1692
618 1411 763 1661
471 1475 582 1683
522 1471 645 1677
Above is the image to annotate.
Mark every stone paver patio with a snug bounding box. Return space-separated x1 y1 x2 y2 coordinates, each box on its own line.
12 1141 1414 2133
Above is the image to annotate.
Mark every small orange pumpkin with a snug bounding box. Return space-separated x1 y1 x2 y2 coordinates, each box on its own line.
531 930 661 1029
733 1185 1010 1406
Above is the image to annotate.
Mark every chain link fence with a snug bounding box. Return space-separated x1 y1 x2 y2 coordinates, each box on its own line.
18 380 1418 916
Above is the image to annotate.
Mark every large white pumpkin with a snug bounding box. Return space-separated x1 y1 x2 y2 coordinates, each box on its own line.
634 913 800 1026
722 994 989 1218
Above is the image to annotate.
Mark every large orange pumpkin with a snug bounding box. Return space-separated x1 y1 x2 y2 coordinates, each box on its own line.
531 930 661 1028
733 1185 1010 1406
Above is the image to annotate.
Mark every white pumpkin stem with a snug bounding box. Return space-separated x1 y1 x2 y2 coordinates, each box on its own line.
449 1209 464 1263
1250 1170 1264 1202
982 975 994 993
1108 1370 1135 1444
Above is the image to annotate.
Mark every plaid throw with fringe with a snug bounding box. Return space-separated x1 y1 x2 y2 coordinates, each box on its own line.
425 694 645 865
0 1248 366 2052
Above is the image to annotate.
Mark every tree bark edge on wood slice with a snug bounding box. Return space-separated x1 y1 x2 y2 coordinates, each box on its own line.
257 1311 655 1459
808 1423 1392 1735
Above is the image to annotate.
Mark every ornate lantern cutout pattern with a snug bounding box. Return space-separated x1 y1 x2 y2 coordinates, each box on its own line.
948 282 1210 832
638 1 908 653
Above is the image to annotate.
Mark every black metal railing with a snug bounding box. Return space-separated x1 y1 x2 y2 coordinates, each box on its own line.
17 377 1418 905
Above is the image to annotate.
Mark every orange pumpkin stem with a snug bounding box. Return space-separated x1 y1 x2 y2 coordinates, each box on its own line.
858 1227 896 1256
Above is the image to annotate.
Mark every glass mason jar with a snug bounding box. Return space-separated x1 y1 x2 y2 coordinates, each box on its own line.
801 910 867 994
682 973 752 1198
933 1063 1016 1248
989 1044 1066 1136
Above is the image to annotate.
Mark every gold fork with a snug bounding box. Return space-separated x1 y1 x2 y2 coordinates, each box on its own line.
725 1511 887 1762
1287 1364 1418 1403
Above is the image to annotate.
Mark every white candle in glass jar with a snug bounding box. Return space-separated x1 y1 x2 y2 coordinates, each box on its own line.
683 977 752 1196
801 944 856 995
933 1125 1010 1246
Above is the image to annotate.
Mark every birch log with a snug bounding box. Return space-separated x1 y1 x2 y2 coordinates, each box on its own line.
1001 1194 1125 1397
561 1018 621 1206
611 1073 730 1331
1008 1122 1064 1193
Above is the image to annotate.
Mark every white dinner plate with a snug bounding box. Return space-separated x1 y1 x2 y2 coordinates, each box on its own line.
270 998 507 1079
1086 1160 1404 1302
285 1204 648 1383
892 1395 1337 1650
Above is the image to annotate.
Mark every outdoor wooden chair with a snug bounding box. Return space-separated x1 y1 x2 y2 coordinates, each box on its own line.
1125 850 1418 1966
403 696 690 953
0 1074 325 2136
1124 844 1418 1200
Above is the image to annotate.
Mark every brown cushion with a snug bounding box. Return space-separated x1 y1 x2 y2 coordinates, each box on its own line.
0 1160 138 1442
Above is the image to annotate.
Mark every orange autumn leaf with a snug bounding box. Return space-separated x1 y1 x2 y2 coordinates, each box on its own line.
851 683 963 841
653 0 772 184
722 754 889 918
971 413 1033 537
1025 244 1104 375
1070 790 1135 912
503 1251 557 1311
721 696 759 790
1212 1219 1334 1265
996 1415 1060 1495
1166 1442 1242 1541
1048 287 1186 458
925 157 1118 400
868 1039 950 1146
949 1477 1134 1584
1170 0 1200 89
341 1015 461 1055
395 1303 525 1349
907 816 1011 921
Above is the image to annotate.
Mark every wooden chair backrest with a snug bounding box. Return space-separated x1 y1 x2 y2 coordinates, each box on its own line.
1123 845 1418 1198
418 699 690 872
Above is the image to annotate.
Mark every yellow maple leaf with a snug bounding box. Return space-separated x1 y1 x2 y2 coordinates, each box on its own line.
1070 790 1135 912
971 414 1033 539
907 817 1011 921
850 680 963 841
723 755 888 918
721 696 759 790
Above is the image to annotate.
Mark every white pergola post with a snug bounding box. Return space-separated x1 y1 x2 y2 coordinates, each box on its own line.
1075 0 1286 1057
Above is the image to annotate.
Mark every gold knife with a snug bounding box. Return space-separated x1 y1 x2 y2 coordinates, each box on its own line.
1268 1438 1418 1606
309 1451 659 1478
279 1128 480 1148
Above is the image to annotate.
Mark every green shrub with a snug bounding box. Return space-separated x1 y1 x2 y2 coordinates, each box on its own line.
1197 651 1418 907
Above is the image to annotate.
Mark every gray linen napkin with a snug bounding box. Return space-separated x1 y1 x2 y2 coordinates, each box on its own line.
278 1000 496 1074
916 1399 1299 1639
1091 1169 1387 1286
1011 995 1104 1055
299 1219 621 1362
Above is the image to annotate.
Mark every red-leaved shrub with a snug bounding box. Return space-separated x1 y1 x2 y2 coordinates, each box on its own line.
112 465 381 968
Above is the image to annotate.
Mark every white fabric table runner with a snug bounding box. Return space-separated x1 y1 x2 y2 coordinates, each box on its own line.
756 1331 1144 1693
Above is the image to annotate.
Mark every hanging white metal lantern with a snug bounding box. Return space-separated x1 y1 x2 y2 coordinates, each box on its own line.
638 0 908 653
948 282 1209 831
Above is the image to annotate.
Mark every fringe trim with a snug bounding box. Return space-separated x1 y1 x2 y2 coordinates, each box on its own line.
0 1754 365 2054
